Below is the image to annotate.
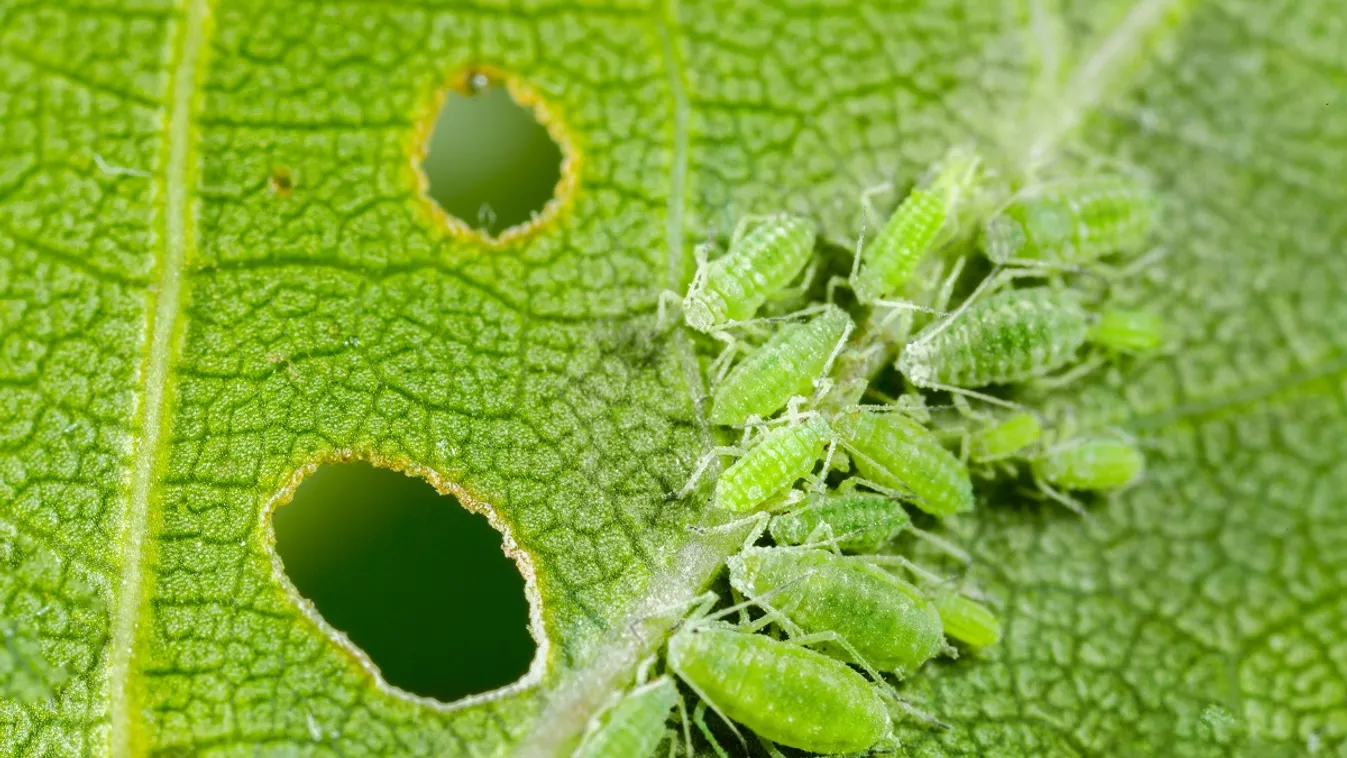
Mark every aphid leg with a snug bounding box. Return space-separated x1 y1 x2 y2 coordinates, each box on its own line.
667 446 742 501
673 691 693 758
692 701 735 758
755 735 790 758
787 628 897 693
921 382 1023 413
906 526 972 564
810 319 856 401
858 554 951 588
881 691 952 730
656 289 684 331
801 522 846 554
1031 353 1104 390
772 260 818 302
1032 474 1090 517
871 298 948 316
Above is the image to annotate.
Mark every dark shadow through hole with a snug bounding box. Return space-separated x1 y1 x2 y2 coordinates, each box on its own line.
423 81 564 237
273 462 535 702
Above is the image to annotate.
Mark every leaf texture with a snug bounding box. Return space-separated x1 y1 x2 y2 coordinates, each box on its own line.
0 0 1343 756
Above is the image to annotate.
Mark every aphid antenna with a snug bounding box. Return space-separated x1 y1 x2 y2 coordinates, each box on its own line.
880 689 953 731
904 525 972 565
666 444 743 501
905 263 1011 348
693 569 823 629
859 554 951 588
754 734 790 758
672 689 693 758
717 303 833 331
870 298 950 316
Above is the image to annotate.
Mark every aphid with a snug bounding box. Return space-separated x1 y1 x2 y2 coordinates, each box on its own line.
933 594 1002 649
727 546 947 676
1031 433 1144 512
896 286 1090 394
712 415 834 514
667 626 893 755
682 213 818 332
1088 307 1164 354
768 491 970 561
982 175 1159 266
967 411 1042 463
709 306 853 426
850 147 982 304
574 676 680 758
830 407 975 516
769 492 913 553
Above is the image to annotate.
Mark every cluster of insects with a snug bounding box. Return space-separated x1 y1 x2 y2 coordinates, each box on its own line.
577 149 1166 757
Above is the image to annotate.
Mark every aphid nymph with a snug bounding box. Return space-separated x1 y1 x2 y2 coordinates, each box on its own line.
681 213 818 333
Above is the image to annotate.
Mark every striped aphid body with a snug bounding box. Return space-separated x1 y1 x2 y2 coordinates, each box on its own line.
968 411 1042 463
714 415 833 514
897 287 1090 389
1032 434 1144 494
727 546 946 676
851 147 982 304
831 408 974 516
982 175 1159 265
667 627 892 755
683 214 817 332
1089 308 1165 354
933 594 1002 649
574 677 679 758
769 492 912 553
710 306 853 426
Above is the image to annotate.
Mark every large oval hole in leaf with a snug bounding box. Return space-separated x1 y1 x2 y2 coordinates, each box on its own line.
422 76 564 238
272 462 536 702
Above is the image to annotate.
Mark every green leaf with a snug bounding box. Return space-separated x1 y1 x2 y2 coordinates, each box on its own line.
0 0 1342 756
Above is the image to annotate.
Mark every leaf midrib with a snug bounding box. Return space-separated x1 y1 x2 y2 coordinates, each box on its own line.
108 0 212 755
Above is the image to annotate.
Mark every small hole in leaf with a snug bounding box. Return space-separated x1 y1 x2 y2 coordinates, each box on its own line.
273 462 536 702
422 75 565 238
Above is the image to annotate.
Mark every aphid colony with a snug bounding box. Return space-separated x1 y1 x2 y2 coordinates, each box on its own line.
574 151 1164 757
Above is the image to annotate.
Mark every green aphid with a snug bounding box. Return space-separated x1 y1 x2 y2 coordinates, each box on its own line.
727 546 947 677
831 408 975 516
574 676 680 758
968 411 1042 463
851 147 982 304
667 626 893 755
934 594 1002 649
1089 307 1165 354
1032 433 1145 513
714 415 833 514
683 213 817 332
769 492 914 553
710 305 853 426
769 492 970 561
897 286 1090 392
982 175 1159 266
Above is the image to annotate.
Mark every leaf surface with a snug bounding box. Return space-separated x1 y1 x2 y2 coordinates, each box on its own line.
0 0 1343 756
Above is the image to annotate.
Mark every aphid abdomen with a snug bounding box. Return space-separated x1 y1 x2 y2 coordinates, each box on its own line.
710 306 853 425
934 594 1002 649
728 547 945 675
667 628 890 754
1061 177 1158 261
769 493 911 552
853 190 947 304
697 215 817 325
899 287 1090 387
852 149 980 304
832 409 974 516
715 416 831 514
1088 308 1164 353
1032 435 1144 492
575 677 679 758
992 176 1158 264
969 412 1042 462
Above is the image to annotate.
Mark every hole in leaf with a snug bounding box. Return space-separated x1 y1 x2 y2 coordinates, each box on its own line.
273 462 536 702
422 76 565 238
